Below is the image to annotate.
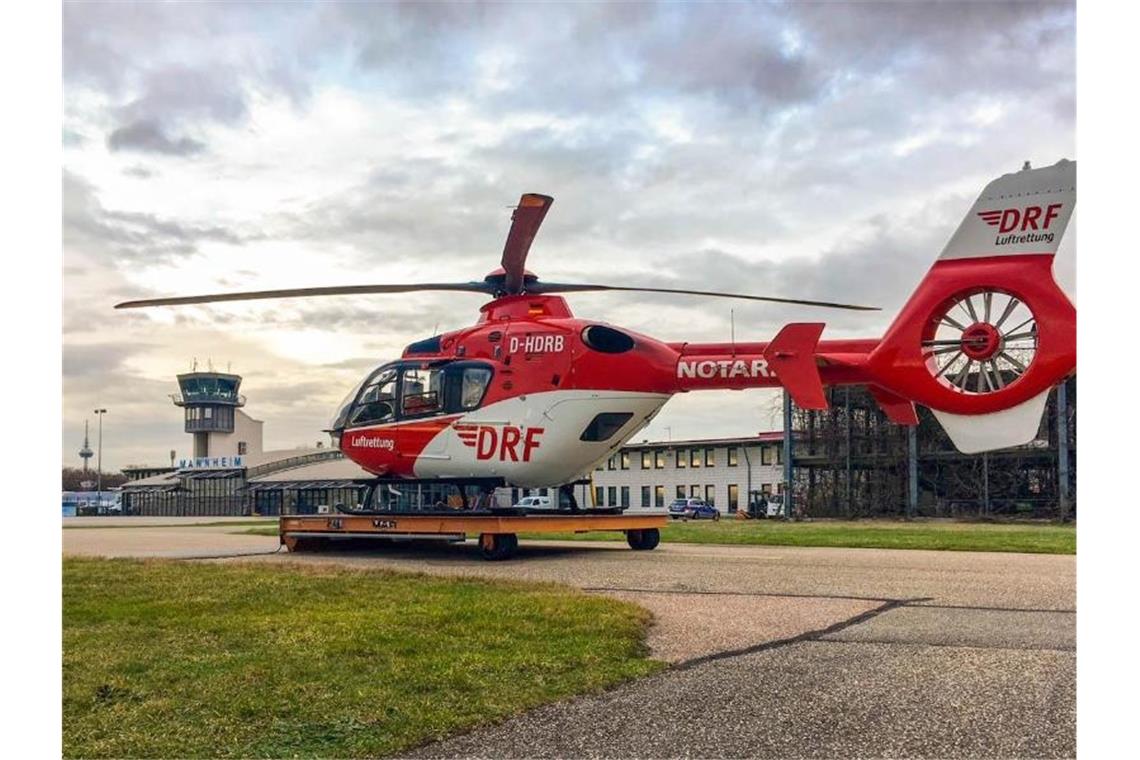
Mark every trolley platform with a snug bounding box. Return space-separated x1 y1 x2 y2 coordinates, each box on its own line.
279 511 667 560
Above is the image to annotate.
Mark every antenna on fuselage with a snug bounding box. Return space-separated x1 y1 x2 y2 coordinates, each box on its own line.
730 309 736 357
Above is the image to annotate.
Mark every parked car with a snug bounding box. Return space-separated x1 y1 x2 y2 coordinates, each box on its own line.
667 498 720 520
513 495 553 509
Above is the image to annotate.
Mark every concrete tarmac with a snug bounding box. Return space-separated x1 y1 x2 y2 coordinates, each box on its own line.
63 520 1075 758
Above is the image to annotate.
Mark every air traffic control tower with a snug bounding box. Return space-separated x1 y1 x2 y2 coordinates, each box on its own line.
172 371 264 460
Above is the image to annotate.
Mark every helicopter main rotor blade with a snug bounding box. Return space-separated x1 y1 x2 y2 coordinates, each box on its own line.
529 282 880 311
114 281 495 309
501 193 553 294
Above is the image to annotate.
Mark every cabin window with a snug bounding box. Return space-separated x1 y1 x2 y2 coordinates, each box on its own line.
401 368 442 417
460 367 492 409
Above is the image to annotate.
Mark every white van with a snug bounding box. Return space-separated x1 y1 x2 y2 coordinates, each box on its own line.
513 495 553 509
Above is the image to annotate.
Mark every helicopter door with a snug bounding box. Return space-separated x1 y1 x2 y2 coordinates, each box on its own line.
394 366 451 465
502 325 572 391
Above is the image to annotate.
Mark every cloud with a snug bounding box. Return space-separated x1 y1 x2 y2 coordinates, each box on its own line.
107 119 206 156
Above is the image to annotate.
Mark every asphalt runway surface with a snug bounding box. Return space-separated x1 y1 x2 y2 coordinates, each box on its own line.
64 518 1075 758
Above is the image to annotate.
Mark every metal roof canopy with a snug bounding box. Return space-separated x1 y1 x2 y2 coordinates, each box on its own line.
121 484 181 494
244 480 367 492
182 469 245 480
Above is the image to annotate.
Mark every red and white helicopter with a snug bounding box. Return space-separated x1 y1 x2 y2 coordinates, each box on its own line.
118 160 1076 507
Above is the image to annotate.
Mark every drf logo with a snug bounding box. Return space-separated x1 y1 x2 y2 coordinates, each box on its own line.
455 424 544 462
977 204 1062 233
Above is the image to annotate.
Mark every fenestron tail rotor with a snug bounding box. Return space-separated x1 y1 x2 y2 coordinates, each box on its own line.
114 192 879 312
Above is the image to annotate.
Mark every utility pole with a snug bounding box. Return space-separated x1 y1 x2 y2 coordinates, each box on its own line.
783 391 794 520
907 425 918 518
982 451 990 516
94 408 107 494
1056 382 1071 520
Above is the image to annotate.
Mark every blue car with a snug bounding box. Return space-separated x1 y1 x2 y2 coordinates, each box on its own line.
667 498 720 521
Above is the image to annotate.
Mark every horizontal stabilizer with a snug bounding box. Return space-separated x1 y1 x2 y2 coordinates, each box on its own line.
869 385 919 425
931 388 1050 454
763 323 828 410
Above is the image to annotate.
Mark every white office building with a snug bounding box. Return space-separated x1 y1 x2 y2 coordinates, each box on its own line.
573 433 787 513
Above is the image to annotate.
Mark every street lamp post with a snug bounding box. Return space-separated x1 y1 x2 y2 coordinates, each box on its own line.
94 408 107 494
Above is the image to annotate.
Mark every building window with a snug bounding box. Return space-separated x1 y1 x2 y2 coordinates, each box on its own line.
728 484 739 512
655 485 665 507
608 486 617 506
620 486 630 508
237 441 247 455
607 456 616 470
728 448 738 466
690 449 701 468
761 446 774 465
690 485 701 498
705 485 715 505
620 451 630 470
595 486 604 505
641 450 652 469
641 486 651 508
677 450 686 469
676 485 685 499
705 448 715 466
655 451 665 469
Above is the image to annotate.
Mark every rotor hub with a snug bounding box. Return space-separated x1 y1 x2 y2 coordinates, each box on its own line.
960 322 1002 361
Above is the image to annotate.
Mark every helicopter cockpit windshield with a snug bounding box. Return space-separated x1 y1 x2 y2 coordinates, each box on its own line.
329 360 494 434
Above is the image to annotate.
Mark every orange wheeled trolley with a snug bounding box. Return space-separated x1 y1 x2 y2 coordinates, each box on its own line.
279 511 666 560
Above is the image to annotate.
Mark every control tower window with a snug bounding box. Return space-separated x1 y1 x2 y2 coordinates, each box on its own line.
401 368 442 417
350 369 397 426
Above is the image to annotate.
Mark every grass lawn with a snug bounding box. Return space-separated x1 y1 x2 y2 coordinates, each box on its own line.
522 518 1075 555
63 558 661 758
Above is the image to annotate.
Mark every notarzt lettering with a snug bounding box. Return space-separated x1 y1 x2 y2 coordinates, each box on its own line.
676 358 773 379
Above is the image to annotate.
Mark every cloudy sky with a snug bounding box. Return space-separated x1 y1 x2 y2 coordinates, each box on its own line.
62 0 1075 471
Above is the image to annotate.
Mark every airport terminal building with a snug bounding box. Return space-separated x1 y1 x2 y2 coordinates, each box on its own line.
121 370 373 516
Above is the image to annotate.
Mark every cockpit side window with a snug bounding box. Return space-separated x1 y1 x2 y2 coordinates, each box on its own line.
349 369 397 426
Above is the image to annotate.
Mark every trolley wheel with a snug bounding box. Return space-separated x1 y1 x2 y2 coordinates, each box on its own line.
284 536 324 553
626 528 661 551
479 532 519 561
